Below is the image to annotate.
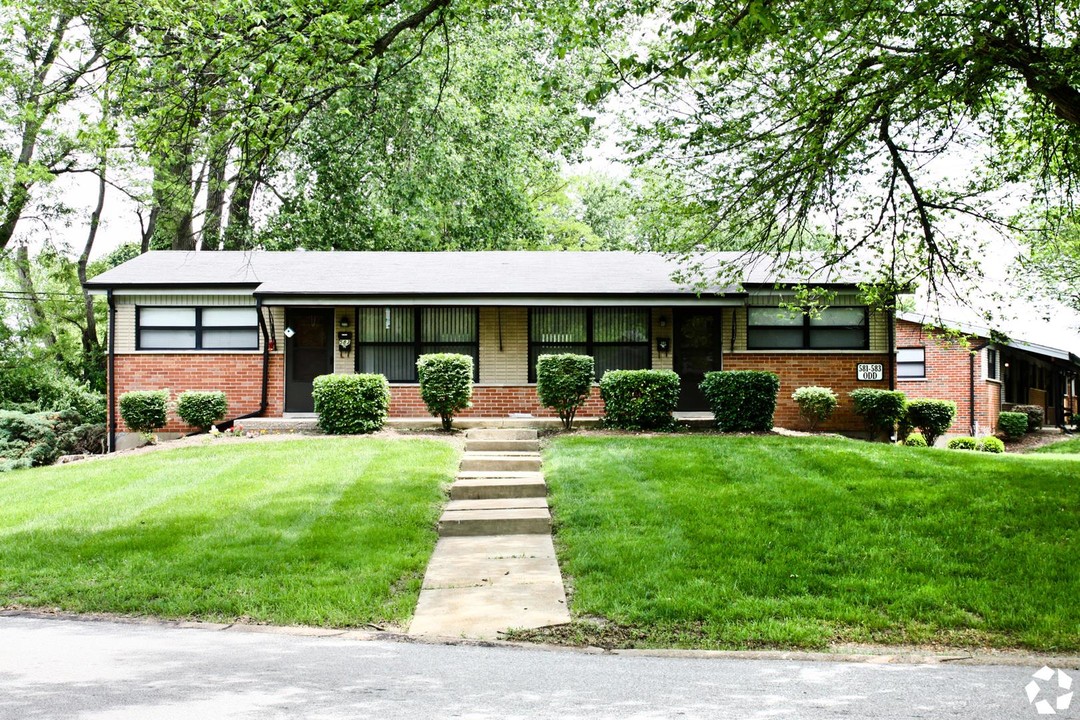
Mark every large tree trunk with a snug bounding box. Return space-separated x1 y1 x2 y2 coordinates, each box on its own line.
77 157 106 364
13 246 56 348
202 147 229 250
222 170 256 250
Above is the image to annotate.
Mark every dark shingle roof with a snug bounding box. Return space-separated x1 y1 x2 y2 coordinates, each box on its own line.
86 250 870 296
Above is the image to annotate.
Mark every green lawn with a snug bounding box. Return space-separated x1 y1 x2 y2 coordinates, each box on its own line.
0 437 457 626
540 434 1080 651
1033 436 1080 454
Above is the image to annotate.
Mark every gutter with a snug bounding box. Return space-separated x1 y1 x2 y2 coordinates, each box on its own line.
107 289 116 452
887 305 896 391
219 298 271 431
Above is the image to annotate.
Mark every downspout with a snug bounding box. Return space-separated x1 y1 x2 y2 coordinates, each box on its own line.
218 299 270 431
970 341 988 436
886 306 896 391
107 289 116 452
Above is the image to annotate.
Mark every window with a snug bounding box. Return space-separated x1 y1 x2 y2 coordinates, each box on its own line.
136 307 259 350
528 307 650 381
986 347 1000 381
897 348 926 379
356 307 478 382
747 306 868 350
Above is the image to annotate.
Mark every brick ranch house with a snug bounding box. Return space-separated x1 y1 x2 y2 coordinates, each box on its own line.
87 250 905 449
896 313 1080 436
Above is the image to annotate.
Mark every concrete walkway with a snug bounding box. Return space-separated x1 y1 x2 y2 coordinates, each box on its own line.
408 429 571 640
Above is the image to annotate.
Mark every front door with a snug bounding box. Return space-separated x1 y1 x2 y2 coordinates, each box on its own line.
285 308 334 413
674 308 722 411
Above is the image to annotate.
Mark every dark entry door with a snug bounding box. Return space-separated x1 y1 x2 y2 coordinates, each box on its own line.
285 308 334 413
674 308 721 411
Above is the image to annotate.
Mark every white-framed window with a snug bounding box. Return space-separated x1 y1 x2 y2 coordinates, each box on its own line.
137 307 259 350
897 347 926 379
986 347 1001 381
747 306 869 350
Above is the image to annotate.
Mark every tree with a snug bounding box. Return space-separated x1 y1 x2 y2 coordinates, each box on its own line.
609 0 1080 297
259 15 600 251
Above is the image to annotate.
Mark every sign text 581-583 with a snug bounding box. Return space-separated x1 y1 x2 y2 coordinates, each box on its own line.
857 364 884 381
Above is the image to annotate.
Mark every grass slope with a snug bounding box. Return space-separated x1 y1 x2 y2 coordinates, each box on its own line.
1033 437 1080 455
542 434 1080 651
0 438 456 626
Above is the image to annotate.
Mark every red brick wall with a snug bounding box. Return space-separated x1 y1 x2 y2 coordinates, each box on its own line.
724 353 892 431
894 320 998 434
112 353 284 433
389 385 605 418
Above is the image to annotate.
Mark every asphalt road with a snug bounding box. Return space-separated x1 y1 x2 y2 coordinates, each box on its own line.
0 615 1067 719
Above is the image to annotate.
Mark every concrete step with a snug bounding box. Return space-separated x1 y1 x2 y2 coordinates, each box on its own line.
465 428 539 441
450 475 547 500
445 497 549 512
438 508 551 536
464 439 540 453
459 452 541 473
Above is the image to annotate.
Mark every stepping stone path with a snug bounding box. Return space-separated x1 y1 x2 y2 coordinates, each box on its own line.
407 428 571 640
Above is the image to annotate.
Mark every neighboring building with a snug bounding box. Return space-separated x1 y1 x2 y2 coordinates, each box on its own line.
895 314 1080 436
87 251 897 448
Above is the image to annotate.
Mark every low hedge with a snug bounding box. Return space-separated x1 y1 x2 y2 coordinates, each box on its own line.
977 436 1006 453
176 391 228 431
119 390 169 434
903 433 928 447
849 388 907 440
947 436 979 450
600 370 680 430
417 353 473 431
998 411 1028 440
1012 404 1045 432
905 399 957 447
536 354 595 430
700 370 780 432
791 386 838 431
312 374 390 434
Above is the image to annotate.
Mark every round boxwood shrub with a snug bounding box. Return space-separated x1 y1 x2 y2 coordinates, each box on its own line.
312 374 390 434
599 369 680 430
791 386 838 431
849 388 907 440
416 353 473 431
700 370 780 432
1012 404 1045 432
977 436 1006 453
119 389 169 434
536 354 595 430
947 436 979 450
904 399 957 448
998 411 1028 440
176 391 228 431
903 433 927 447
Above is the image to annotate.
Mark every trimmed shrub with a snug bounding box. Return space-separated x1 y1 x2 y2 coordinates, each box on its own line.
903 433 927 447
312 374 390 434
416 353 473 431
1012 404 1045 431
791 386 838 431
119 390 169 434
947 436 978 450
536 354 595 430
998 411 1028 440
700 370 780 432
849 389 907 440
176 391 228 431
905 399 957 448
977 436 1006 453
599 370 680 430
